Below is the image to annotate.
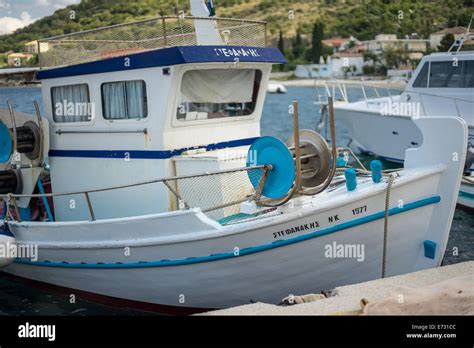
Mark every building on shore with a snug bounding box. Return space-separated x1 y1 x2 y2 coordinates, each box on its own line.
331 51 364 78
295 63 332 79
364 34 429 60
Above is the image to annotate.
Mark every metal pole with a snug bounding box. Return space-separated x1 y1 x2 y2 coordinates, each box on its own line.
84 192 96 221
7 100 18 165
293 101 301 192
33 100 44 165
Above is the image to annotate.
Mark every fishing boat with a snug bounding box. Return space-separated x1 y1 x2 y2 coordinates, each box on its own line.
0 0 469 314
331 23 474 210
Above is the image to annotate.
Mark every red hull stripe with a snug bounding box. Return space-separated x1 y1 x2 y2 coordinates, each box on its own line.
0 271 215 315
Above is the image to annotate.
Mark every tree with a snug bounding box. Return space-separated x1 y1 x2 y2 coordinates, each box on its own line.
438 33 455 52
292 28 304 59
309 21 324 64
277 30 285 71
363 50 379 66
278 30 284 53
382 46 401 69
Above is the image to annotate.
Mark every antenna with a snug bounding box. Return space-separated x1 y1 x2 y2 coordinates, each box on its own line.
448 14 473 53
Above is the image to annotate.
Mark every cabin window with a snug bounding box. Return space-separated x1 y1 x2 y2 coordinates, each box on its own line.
101 80 148 120
177 69 262 121
412 63 428 88
463 60 474 87
51 84 92 122
429 61 463 88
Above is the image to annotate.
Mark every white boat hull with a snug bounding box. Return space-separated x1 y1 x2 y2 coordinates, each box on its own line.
1 117 466 313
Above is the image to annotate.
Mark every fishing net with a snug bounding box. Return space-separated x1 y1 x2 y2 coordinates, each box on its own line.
38 16 267 68
163 166 267 222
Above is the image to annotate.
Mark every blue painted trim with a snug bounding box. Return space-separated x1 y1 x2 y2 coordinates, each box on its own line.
37 46 287 80
0 223 14 238
15 195 441 269
37 179 54 222
423 240 436 259
49 137 259 159
459 190 474 200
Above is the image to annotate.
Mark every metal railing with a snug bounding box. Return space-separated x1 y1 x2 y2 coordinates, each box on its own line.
0 165 270 223
38 16 267 68
314 80 404 106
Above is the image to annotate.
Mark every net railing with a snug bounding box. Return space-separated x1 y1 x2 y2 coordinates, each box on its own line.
1 165 269 223
38 16 267 68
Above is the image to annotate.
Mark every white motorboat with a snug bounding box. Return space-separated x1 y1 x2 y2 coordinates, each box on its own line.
332 32 474 210
0 1 468 314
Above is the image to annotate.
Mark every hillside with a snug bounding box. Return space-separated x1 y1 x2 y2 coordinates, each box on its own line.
0 0 472 53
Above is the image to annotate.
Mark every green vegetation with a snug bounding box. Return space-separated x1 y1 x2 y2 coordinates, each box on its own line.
0 0 471 66
438 33 456 51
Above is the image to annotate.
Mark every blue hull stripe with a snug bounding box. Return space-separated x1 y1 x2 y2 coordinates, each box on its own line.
48 137 259 159
15 195 441 269
459 190 474 200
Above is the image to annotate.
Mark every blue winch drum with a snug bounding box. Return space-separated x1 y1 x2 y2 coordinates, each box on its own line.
246 136 295 199
0 122 12 163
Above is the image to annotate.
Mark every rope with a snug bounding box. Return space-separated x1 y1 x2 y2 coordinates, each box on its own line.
382 174 394 278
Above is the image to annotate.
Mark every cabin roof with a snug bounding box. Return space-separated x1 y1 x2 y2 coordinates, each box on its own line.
36 45 286 80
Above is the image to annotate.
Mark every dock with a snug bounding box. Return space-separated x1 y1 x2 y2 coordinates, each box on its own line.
200 261 473 315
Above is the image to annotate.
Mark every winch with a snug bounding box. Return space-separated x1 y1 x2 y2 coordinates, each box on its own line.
0 102 49 209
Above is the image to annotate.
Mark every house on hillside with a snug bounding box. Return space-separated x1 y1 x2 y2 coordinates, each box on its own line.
24 40 49 54
7 53 33 66
322 37 359 54
429 27 473 49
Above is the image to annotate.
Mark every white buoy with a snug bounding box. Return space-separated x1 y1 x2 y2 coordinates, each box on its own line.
267 83 287 94
0 223 16 267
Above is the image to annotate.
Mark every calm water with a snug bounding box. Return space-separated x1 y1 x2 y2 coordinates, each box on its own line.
0 86 472 315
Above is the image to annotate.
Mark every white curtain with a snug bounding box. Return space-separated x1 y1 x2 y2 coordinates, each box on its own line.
102 80 147 119
181 69 255 103
52 84 90 122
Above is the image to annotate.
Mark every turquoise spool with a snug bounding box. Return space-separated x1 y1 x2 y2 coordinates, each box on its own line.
370 160 382 183
0 122 12 163
344 167 357 191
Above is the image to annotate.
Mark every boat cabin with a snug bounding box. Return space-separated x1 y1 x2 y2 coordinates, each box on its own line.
404 51 474 127
29 14 285 221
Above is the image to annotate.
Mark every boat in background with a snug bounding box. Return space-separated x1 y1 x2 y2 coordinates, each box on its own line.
0 0 469 314
330 24 474 210
267 83 287 93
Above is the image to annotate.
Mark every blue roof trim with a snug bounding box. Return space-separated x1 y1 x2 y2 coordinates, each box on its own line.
36 46 287 80
14 195 440 269
48 136 259 159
